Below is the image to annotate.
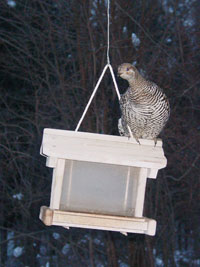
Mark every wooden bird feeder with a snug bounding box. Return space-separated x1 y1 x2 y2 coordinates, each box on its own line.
39 128 167 236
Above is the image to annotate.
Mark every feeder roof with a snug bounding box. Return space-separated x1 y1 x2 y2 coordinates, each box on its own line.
40 128 167 170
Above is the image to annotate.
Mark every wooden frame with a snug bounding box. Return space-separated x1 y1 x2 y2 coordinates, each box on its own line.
39 128 167 236
40 206 156 236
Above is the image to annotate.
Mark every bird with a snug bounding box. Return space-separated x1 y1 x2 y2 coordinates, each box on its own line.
117 63 170 144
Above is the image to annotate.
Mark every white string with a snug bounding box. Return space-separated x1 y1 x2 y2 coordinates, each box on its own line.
75 0 121 132
108 64 121 100
75 65 109 132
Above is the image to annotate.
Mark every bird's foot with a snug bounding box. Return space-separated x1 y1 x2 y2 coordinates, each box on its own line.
135 136 141 145
153 138 157 147
128 135 140 145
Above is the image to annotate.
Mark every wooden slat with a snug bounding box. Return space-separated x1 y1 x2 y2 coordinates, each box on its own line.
50 159 65 209
46 157 57 168
134 168 148 217
147 168 158 179
39 206 53 226
39 207 157 236
41 128 167 169
42 128 162 146
53 209 156 236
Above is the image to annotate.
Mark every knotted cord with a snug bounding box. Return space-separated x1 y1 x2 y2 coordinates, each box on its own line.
75 0 121 132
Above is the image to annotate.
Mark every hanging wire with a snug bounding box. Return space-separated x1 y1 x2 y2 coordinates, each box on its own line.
75 0 121 132
107 0 110 65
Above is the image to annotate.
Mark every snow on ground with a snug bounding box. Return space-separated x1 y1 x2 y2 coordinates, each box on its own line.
13 246 23 258
13 193 23 200
62 243 70 255
7 0 16 7
131 33 140 48
52 232 60 240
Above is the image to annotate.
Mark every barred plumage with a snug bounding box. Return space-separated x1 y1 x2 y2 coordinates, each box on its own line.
118 63 170 143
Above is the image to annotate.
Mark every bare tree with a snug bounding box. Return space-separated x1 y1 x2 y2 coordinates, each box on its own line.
0 0 199 266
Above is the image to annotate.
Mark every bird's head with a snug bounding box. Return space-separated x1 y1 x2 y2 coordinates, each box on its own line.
118 63 139 82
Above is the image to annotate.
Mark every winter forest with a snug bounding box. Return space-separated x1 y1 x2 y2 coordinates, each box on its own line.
0 0 200 266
